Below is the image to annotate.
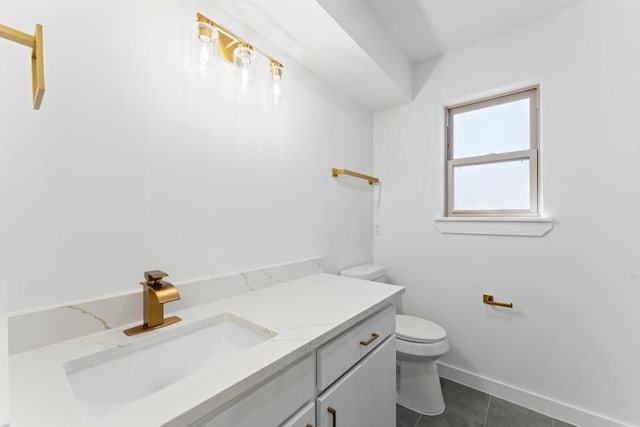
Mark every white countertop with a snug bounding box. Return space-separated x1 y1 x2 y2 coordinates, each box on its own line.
9 273 403 427
1 316 8 427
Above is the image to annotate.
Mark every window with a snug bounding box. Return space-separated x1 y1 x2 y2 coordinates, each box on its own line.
446 87 539 217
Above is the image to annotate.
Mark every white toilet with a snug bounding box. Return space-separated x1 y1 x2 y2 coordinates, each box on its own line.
340 264 449 416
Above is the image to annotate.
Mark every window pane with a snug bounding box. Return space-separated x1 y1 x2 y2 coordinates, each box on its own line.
453 98 530 159
453 159 530 211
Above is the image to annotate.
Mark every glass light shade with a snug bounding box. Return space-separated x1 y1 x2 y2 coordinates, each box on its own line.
269 63 284 106
233 45 256 92
191 22 218 73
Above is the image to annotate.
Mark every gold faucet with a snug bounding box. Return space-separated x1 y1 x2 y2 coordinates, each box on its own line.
124 270 182 336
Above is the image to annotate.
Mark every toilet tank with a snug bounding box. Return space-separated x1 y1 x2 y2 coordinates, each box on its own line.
340 264 387 283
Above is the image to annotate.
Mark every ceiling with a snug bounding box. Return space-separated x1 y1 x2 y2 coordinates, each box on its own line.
216 0 583 111
367 0 582 63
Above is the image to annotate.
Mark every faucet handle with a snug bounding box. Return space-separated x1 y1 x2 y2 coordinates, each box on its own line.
144 270 168 284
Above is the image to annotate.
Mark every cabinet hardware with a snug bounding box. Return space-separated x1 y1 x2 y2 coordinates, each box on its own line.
483 294 513 308
327 407 337 427
359 333 380 346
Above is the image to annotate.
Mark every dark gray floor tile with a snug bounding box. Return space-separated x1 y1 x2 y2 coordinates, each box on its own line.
415 379 489 427
397 404 421 427
552 419 577 427
415 409 484 427
486 397 553 427
415 412 449 427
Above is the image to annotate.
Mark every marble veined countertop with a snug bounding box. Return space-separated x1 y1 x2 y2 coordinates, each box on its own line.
8 273 403 427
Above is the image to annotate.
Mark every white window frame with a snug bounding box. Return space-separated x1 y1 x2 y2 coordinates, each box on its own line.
446 87 539 217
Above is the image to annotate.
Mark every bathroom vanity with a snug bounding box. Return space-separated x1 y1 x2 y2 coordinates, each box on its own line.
8 273 403 427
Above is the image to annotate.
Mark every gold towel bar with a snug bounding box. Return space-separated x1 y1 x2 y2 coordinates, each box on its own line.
0 23 45 110
332 168 380 185
483 294 513 308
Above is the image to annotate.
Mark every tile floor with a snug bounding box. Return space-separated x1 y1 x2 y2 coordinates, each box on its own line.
397 378 577 427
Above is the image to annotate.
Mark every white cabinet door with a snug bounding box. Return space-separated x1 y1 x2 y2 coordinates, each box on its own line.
280 402 315 427
316 337 395 427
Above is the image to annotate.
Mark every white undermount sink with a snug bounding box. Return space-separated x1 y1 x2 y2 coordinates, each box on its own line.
64 313 274 418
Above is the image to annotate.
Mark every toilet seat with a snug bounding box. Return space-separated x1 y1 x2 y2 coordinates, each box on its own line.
395 315 449 358
396 336 449 357
396 315 446 343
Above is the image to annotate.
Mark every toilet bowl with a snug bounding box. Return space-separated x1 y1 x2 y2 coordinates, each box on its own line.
340 264 449 416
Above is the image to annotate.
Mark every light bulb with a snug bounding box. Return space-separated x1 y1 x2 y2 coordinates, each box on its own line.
239 63 250 90
200 44 210 69
271 79 282 106
233 45 256 92
191 22 217 74
269 63 284 106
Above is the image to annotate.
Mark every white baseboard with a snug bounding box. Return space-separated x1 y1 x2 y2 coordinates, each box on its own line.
437 362 633 427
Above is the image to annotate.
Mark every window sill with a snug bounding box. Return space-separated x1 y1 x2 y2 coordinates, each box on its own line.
434 217 553 237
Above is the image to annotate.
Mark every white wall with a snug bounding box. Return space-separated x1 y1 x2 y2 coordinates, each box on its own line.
0 316 7 427
0 0 374 313
374 1 640 426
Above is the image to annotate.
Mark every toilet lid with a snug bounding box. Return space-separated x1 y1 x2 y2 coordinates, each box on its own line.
396 314 446 343
340 264 387 281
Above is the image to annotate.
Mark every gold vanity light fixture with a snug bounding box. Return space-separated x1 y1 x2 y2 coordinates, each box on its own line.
193 13 285 105
0 23 45 110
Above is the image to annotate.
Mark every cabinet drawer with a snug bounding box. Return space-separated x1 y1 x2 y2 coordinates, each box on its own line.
280 402 315 427
316 305 395 391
